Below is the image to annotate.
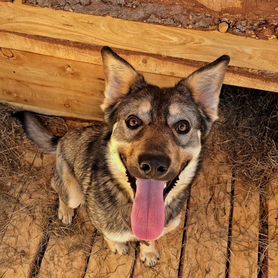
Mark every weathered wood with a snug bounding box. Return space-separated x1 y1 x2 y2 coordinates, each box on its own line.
268 177 278 278
0 77 104 120
229 178 260 278
134 213 186 278
197 0 241 11
0 48 183 120
0 47 104 120
84 234 135 278
22 0 277 40
0 3 277 74
0 46 277 121
0 156 55 278
182 154 232 278
0 214 44 277
38 207 95 278
1 33 276 92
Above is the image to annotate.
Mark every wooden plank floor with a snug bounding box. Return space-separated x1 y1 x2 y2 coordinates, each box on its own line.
0 125 277 278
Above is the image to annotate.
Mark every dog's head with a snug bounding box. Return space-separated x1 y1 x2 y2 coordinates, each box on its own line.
101 47 229 241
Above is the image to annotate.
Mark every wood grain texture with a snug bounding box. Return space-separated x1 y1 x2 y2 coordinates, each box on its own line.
84 234 135 278
0 48 185 120
1 32 277 92
197 0 242 11
133 213 186 278
0 156 55 278
0 48 105 120
229 179 260 278
268 177 278 278
182 154 232 278
0 3 277 74
0 46 277 121
38 208 95 278
0 77 104 120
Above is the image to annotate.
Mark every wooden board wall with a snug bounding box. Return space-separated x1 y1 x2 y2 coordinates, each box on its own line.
0 2 277 120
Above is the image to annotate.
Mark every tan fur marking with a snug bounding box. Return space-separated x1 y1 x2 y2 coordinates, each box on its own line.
169 103 182 116
104 230 136 242
58 197 74 225
140 241 160 267
138 100 151 115
104 238 129 255
107 138 135 200
165 144 201 205
163 214 181 235
57 156 85 208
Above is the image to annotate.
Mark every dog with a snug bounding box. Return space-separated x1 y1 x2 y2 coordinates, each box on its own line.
16 47 229 267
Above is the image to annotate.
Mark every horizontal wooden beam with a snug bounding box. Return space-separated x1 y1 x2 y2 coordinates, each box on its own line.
0 31 277 93
0 3 276 72
0 48 182 120
0 2 277 120
0 3 277 93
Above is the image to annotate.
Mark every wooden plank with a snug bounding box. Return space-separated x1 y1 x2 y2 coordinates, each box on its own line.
268 177 278 278
0 48 186 120
0 77 104 120
0 3 277 74
182 154 232 278
0 47 104 120
0 160 55 278
197 0 241 11
0 47 276 121
0 47 105 93
84 234 135 278
133 213 186 278
38 207 95 278
0 33 276 92
229 178 260 278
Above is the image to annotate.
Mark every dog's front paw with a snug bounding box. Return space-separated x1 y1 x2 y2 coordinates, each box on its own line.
140 241 160 267
58 205 74 225
106 240 129 255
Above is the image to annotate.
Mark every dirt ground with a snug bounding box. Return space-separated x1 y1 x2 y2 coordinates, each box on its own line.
23 0 278 40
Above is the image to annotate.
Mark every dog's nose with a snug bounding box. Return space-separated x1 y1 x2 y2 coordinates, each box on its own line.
138 153 170 178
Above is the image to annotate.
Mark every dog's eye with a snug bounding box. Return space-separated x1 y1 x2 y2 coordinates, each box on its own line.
175 120 191 134
126 115 142 130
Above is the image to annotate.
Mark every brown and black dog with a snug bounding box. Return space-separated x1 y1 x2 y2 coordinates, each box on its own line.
16 47 229 266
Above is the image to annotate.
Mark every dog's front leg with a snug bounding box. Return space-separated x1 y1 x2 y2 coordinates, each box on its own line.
104 237 129 255
140 241 160 267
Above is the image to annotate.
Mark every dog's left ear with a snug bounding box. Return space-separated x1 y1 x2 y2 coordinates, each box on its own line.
101 46 142 111
178 55 230 121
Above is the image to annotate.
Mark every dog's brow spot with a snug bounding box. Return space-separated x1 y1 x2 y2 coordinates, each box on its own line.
169 103 182 116
139 101 151 114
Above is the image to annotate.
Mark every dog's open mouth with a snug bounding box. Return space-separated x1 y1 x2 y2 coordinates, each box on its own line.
125 167 181 199
120 154 189 241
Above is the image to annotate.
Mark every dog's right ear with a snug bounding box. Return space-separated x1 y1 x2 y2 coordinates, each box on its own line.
101 47 142 111
177 55 230 121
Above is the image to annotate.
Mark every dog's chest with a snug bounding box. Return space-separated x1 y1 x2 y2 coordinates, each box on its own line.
103 214 181 242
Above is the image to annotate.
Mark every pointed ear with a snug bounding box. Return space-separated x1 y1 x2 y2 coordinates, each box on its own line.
101 47 142 111
179 55 230 121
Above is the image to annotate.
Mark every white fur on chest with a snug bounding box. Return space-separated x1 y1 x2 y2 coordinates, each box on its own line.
103 214 181 243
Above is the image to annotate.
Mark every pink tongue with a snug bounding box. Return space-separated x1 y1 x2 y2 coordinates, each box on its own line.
131 179 166 241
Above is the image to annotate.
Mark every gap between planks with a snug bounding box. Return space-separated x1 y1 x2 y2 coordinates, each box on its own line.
38 207 97 278
229 175 260 278
0 151 56 278
182 153 233 278
268 177 278 278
